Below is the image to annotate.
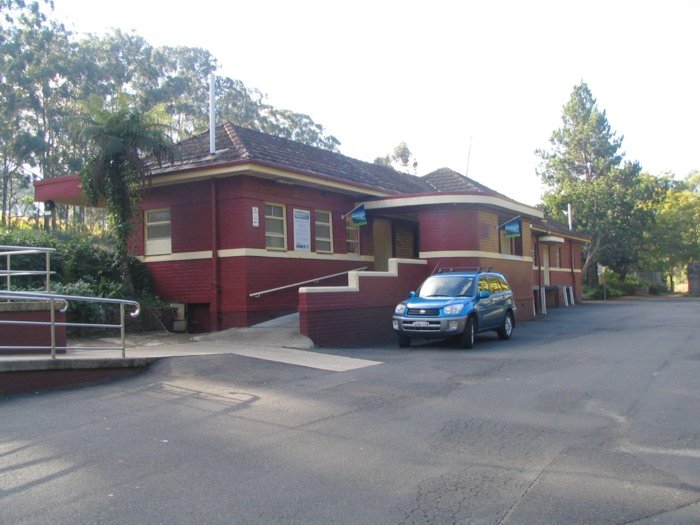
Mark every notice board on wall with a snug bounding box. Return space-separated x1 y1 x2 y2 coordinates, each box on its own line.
293 209 311 251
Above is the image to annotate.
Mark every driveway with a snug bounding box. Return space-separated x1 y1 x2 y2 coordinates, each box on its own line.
1 298 699 524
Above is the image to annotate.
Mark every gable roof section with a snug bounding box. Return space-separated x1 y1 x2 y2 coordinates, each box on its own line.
424 167 528 206
150 123 431 195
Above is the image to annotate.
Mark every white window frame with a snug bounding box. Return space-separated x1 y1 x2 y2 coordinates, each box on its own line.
145 208 172 256
315 210 333 253
346 224 360 254
265 202 287 251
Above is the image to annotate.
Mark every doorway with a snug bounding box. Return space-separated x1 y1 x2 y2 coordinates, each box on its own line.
373 218 392 271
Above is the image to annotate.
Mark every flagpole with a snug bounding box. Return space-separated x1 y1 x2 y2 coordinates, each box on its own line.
497 215 521 229
341 202 366 220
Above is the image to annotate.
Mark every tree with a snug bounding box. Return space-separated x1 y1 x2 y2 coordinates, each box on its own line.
374 142 418 174
75 97 175 295
684 170 700 194
537 82 649 282
0 0 53 224
2 9 342 231
640 188 700 290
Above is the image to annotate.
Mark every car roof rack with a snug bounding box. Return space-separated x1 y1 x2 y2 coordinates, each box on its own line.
435 266 493 274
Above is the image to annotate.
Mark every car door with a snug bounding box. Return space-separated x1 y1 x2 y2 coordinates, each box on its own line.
475 276 497 329
488 276 507 325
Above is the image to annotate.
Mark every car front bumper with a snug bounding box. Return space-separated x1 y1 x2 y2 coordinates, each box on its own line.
392 315 468 338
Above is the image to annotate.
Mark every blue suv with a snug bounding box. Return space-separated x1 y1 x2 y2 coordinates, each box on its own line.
392 268 516 348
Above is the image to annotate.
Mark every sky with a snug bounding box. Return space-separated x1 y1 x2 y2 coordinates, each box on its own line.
53 0 699 206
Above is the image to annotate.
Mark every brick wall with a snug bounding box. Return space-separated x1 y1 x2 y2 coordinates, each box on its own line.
140 176 373 330
0 307 67 354
299 258 430 346
418 207 480 251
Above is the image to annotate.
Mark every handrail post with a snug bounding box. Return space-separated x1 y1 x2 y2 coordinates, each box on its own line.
120 302 126 358
45 251 51 292
50 297 56 359
6 253 10 291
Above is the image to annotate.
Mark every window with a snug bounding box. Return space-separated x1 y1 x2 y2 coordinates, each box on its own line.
315 210 333 253
478 277 489 295
498 217 523 256
555 247 562 268
499 229 515 255
145 209 171 256
491 276 510 293
346 224 360 254
265 203 286 250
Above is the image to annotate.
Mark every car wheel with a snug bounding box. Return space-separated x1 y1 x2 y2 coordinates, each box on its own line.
398 334 411 348
497 311 514 340
461 316 476 349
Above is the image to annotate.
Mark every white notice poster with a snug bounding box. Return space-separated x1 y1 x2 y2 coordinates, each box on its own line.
293 209 311 251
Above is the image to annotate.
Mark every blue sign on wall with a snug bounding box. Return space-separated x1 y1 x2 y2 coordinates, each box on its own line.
504 218 521 238
349 204 367 226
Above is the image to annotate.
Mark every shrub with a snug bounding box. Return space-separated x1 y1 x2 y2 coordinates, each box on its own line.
50 279 108 327
1 227 158 301
582 270 669 299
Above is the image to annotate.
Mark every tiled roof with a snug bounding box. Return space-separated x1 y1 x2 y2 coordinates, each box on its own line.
423 167 529 206
150 123 431 195
424 167 499 195
148 125 546 218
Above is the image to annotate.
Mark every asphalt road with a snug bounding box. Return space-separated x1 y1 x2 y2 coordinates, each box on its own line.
1 297 699 524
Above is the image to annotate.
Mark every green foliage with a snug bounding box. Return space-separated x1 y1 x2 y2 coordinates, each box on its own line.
74 97 175 294
1 14 340 227
49 279 109 326
582 271 667 299
373 142 418 174
639 189 700 278
537 82 661 281
0 227 154 298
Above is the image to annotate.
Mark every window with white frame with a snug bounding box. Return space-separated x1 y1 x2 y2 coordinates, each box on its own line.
265 203 286 250
315 210 333 253
145 209 172 256
346 224 360 254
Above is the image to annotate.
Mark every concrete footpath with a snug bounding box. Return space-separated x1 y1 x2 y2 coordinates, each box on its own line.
0 314 382 395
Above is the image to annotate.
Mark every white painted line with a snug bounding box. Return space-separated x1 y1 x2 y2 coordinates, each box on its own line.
225 346 383 372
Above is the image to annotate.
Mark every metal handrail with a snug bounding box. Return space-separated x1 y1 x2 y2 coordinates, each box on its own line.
0 245 56 292
0 291 140 358
249 266 368 298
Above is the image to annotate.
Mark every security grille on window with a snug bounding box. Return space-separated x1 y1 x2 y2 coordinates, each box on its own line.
315 210 333 253
145 209 171 256
265 203 286 250
346 225 360 254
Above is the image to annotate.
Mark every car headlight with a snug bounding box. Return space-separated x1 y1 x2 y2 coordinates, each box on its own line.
394 303 407 315
443 304 464 315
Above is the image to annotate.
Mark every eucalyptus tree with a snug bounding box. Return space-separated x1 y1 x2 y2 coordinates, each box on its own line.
76 97 175 295
374 142 418 174
1 0 73 223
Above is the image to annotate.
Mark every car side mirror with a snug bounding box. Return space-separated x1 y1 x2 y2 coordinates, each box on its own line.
479 290 490 299
409 291 416 298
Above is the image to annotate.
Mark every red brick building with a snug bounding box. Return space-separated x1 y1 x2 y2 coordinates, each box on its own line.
35 123 587 345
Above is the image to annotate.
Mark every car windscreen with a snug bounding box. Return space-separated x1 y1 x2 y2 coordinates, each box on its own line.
417 275 474 298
